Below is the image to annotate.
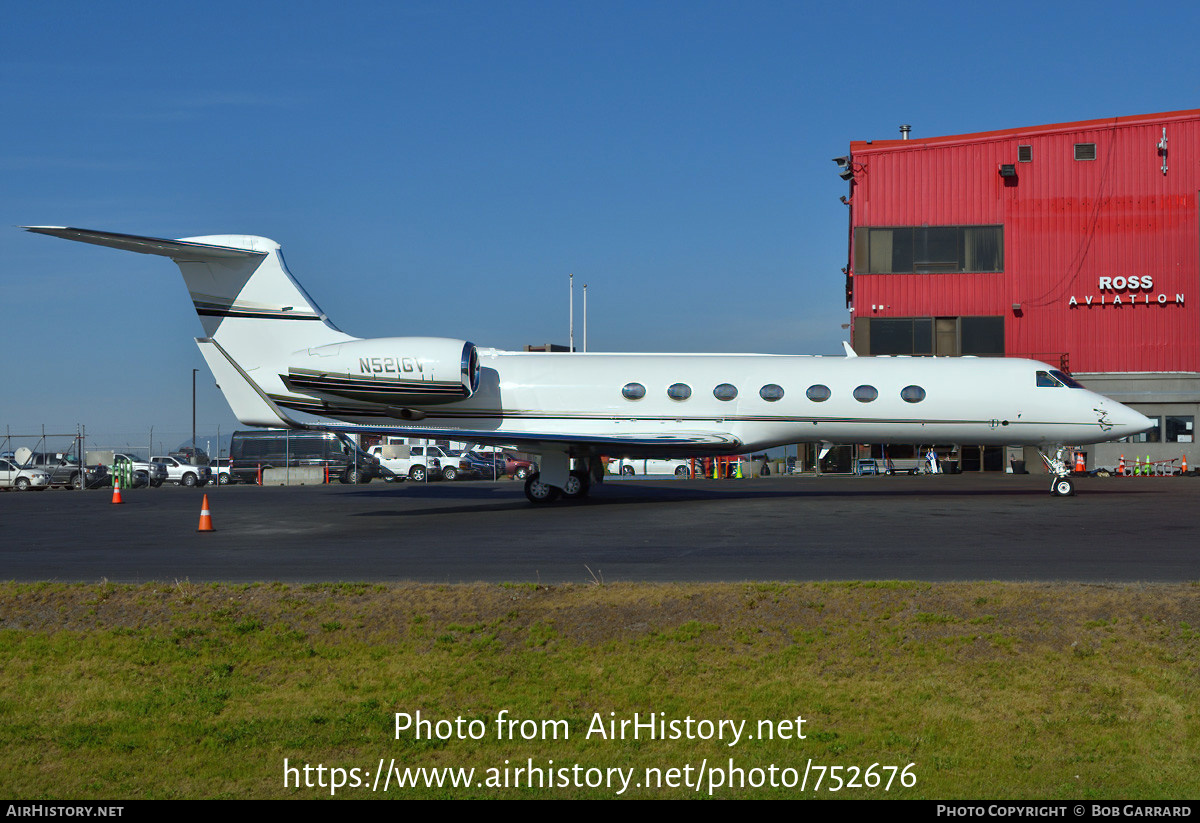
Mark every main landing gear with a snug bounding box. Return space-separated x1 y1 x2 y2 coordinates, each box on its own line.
523 470 592 504
1038 447 1076 497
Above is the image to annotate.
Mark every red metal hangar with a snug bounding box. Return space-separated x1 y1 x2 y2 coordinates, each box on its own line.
839 108 1200 472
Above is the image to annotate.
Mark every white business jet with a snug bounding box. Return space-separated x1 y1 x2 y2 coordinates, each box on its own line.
25 227 1151 501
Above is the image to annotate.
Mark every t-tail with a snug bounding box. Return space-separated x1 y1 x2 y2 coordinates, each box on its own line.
23 227 355 427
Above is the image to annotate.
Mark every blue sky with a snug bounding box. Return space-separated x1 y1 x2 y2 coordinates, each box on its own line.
4 0 1199 450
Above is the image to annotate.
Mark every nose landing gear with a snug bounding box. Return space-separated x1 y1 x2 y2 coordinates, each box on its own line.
1039 447 1077 497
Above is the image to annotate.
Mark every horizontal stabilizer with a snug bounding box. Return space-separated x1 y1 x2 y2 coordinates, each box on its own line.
196 338 297 428
22 227 266 261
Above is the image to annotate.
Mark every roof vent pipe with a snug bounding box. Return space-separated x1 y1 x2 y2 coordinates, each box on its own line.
899 124 912 140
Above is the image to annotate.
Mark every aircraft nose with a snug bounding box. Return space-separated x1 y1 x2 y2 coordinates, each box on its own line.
1114 405 1154 438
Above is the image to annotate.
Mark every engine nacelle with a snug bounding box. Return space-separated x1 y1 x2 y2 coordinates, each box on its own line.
283 337 480 406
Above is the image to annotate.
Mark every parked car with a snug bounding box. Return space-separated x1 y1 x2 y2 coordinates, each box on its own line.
607 458 695 477
230 430 382 484
213 458 232 485
17 450 109 489
464 450 507 479
112 453 169 487
473 450 536 480
169 447 210 466
368 444 442 482
0 458 51 491
151 455 213 487
441 449 482 480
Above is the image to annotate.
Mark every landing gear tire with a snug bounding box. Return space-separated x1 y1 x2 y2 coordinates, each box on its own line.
524 472 561 504
1051 477 1075 497
563 470 590 500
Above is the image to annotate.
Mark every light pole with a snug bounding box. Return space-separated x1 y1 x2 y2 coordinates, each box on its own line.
192 368 198 464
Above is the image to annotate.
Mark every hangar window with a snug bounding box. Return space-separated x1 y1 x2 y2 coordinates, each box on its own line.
1018 145 1032 162
858 316 1004 357
853 225 1003 274
1166 416 1194 443
1074 143 1096 161
759 384 784 402
667 383 692 401
713 383 738 401
900 385 926 403
622 382 646 400
853 385 878 403
806 384 831 402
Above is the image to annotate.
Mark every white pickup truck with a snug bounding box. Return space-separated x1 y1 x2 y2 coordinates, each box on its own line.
151 455 213 487
368 444 441 482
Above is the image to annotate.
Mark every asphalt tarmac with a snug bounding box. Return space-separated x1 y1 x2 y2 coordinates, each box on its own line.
2 474 1196 583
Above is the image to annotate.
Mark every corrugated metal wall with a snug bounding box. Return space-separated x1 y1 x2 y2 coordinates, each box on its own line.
848 111 1200 372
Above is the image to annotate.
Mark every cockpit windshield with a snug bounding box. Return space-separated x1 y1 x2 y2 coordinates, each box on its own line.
1050 370 1085 388
1037 370 1086 388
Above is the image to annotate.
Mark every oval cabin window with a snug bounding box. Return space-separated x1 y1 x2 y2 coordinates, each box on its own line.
806 384 831 402
713 383 738 401
667 383 692 401
759 384 784 402
900 385 926 403
622 382 646 400
853 385 878 403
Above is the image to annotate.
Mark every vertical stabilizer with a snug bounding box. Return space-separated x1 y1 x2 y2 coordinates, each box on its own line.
23 226 357 424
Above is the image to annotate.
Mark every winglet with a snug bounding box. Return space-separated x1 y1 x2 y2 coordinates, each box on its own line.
842 341 858 358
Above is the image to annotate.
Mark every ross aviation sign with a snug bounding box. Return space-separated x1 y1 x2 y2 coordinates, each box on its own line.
1068 276 1184 307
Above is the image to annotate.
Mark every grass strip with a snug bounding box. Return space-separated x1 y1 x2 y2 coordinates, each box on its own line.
1 581 1197 799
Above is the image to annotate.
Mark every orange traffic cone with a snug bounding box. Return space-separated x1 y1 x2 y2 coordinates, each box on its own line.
1074 452 1085 473
197 494 215 532
1181 455 1188 475
111 476 124 505
1118 455 1126 476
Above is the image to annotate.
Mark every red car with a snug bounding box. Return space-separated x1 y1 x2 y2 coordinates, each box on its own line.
475 451 536 480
